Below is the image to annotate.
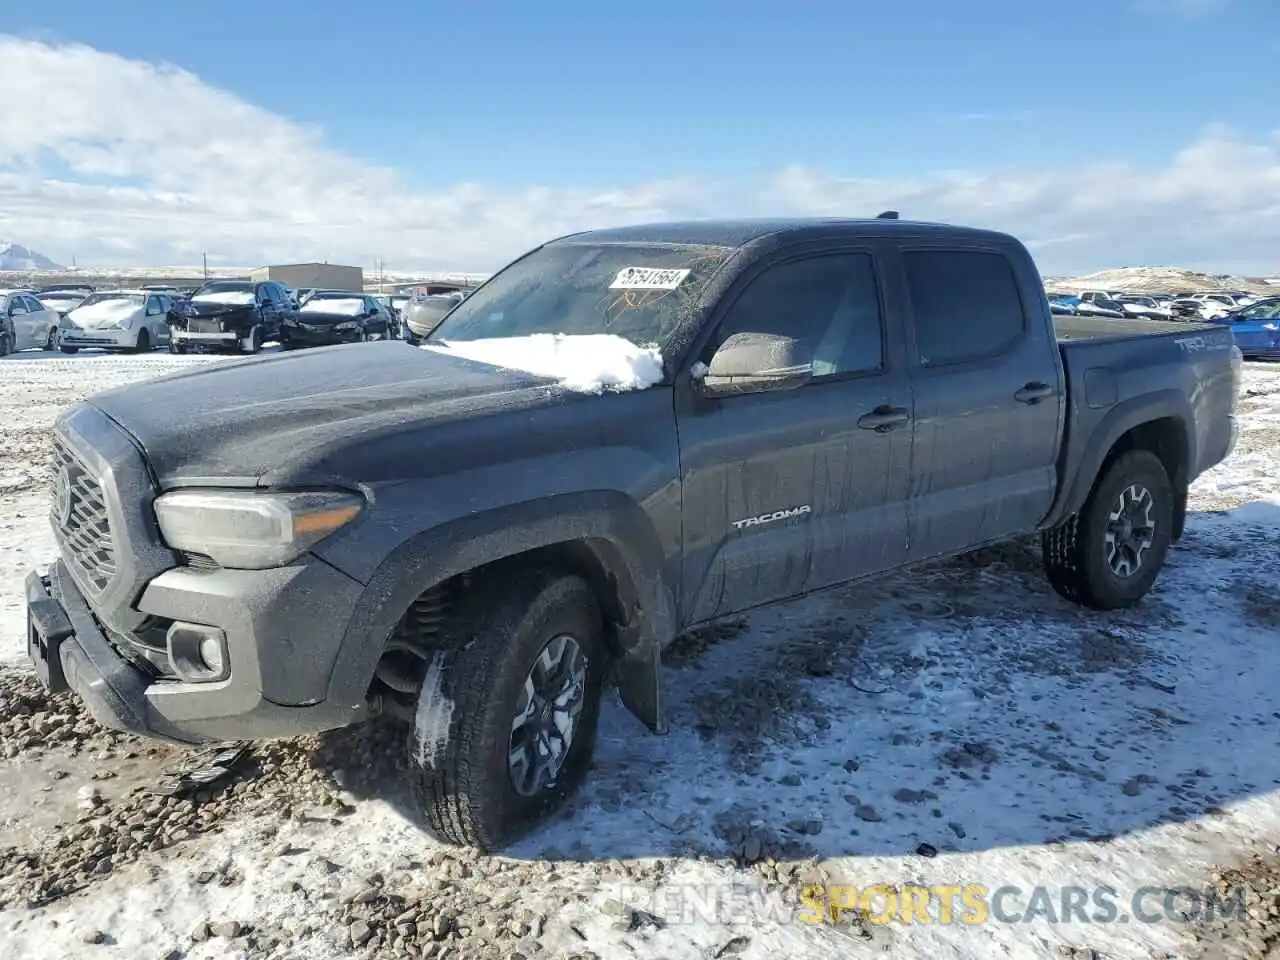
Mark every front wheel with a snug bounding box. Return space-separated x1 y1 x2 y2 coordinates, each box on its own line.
168 341 186 354
1042 449 1174 610
132 328 151 354
240 325 263 354
409 571 606 852
0 331 11 357
46 326 58 350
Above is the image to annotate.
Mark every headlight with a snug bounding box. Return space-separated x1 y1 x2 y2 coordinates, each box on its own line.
120 314 136 330
153 489 364 569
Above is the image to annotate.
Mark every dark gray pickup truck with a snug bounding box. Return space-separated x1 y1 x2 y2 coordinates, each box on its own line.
26 217 1241 850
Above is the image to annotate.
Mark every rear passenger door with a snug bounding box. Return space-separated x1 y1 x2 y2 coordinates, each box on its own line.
896 247 1064 562
677 246 914 623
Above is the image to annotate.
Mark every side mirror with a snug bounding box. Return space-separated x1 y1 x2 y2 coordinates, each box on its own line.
698 332 813 397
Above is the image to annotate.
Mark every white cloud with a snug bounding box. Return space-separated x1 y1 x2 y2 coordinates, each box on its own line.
0 36 1277 276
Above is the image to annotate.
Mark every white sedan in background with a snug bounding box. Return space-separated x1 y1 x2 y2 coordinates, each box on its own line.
59 290 173 353
0 289 61 355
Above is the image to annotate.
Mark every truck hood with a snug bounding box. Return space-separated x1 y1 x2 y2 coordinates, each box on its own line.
86 341 568 485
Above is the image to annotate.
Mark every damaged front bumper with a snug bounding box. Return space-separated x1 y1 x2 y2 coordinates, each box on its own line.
25 559 370 745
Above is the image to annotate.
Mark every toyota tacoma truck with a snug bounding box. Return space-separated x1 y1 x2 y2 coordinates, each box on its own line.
25 217 1240 851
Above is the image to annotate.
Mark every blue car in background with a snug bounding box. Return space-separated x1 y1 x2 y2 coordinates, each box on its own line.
1048 293 1080 315
1209 297 1280 359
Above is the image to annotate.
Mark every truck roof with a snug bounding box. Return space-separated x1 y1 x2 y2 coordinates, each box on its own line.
551 217 1015 249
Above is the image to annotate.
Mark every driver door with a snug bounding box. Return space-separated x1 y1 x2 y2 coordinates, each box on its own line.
676 246 913 624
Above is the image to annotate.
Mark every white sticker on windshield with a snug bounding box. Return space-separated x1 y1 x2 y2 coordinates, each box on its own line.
609 267 691 290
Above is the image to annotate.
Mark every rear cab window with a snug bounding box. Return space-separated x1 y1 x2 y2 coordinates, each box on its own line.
903 250 1027 366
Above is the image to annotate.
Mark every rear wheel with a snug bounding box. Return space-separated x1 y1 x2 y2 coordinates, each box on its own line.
409 570 606 852
1043 449 1173 610
60 345 79 354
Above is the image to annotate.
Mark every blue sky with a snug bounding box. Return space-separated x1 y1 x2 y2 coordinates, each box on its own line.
0 0 1277 272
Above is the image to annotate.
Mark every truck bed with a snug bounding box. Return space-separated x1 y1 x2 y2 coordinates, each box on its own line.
1054 314 1217 341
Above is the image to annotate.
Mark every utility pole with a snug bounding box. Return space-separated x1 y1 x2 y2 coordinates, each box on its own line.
377 257 384 293
202 250 208 280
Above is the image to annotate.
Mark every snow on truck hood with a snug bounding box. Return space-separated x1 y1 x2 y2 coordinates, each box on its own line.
192 291 254 306
66 299 142 329
424 333 664 394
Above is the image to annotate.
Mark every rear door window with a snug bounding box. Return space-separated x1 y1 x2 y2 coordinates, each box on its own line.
904 250 1027 366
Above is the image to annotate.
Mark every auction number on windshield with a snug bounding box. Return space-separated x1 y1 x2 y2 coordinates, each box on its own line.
609 267 691 290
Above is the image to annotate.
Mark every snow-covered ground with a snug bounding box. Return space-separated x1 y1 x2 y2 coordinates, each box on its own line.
1 348 1279 959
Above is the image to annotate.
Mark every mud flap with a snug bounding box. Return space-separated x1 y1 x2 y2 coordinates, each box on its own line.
615 639 666 735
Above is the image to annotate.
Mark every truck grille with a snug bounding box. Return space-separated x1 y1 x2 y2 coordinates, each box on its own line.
51 437 117 594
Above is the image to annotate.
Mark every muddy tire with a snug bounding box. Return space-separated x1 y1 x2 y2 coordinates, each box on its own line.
409 570 606 852
1042 449 1173 610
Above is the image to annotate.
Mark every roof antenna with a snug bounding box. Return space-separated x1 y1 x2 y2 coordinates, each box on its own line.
876 210 899 220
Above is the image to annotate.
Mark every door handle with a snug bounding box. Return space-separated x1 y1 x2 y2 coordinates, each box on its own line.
857 405 911 432
1015 382 1055 404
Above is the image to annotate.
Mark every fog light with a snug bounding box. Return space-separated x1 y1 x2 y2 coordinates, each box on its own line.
167 622 230 683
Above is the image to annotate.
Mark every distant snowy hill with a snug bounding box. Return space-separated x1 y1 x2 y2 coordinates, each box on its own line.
0 242 62 271
1045 266 1276 294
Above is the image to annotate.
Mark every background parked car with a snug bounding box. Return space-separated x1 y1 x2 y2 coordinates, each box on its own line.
280 290 395 348
169 279 291 354
1114 295 1172 320
36 289 91 321
1048 293 1080 315
1170 298 1209 319
400 290 466 344
1075 297 1127 319
60 290 173 354
1207 297 1280 359
373 293 413 328
0 289 61 355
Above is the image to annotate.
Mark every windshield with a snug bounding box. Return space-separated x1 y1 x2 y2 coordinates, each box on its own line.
427 242 733 349
76 292 144 307
301 296 364 316
1237 300 1280 319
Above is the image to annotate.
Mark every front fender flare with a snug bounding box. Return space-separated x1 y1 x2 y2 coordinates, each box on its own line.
324 491 676 732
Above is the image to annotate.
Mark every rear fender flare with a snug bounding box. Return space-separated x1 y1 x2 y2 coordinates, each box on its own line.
325 491 675 732
1048 390 1195 525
